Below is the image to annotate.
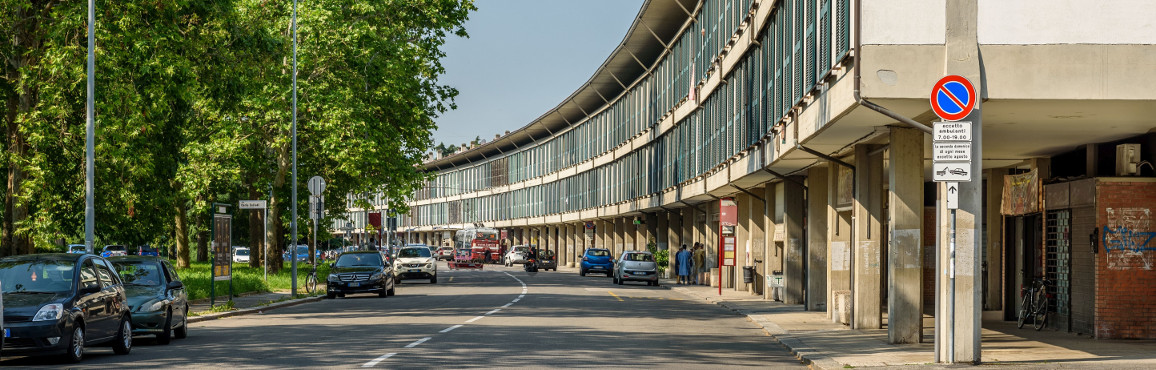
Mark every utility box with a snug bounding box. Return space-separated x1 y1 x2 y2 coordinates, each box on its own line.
1115 143 1141 176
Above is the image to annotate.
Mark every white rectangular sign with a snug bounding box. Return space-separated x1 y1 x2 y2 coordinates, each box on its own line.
934 162 971 182
946 182 959 209
933 121 971 141
933 142 972 162
238 200 267 209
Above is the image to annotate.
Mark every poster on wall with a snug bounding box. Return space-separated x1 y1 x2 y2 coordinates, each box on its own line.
1001 169 1039 216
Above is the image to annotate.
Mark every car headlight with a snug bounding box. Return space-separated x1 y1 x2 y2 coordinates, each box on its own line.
370 272 383 281
424 263 433 268
33 303 63 321
138 299 166 313
327 273 340 282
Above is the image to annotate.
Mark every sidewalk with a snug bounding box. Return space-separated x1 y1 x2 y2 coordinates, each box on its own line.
669 282 1156 369
187 290 322 324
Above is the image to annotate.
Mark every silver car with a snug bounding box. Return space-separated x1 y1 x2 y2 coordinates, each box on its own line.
613 251 659 286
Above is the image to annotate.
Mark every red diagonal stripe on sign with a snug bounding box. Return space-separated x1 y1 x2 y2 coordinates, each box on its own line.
938 86 968 114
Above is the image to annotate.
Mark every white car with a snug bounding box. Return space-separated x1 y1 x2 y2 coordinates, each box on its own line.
233 247 251 263
393 246 438 284
503 245 531 266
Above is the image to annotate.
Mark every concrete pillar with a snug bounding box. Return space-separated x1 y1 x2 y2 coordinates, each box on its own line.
888 127 925 344
596 220 606 250
985 168 1005 311
551 225 560 263
614 217 625 258
764 183 780 300
646 212 659 250
624 217 636 253
563 224 572 268
736 193 751 292
853 144 884 330
656 211 669 252
680 208 693 250
806 166 830 311
783 178 806 305
747 188 767 296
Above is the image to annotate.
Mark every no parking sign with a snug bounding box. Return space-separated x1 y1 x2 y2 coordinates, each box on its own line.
930 75 976 121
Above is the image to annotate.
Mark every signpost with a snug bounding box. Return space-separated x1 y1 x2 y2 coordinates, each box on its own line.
210 203 233 308
718 198 737 296
239 200 269 281
930 75 977 363
308 176 325 266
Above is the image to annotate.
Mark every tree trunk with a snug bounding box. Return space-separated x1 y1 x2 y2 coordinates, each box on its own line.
195 209 209 262
267 201 284 274
248 185 264 269
175 201 191 268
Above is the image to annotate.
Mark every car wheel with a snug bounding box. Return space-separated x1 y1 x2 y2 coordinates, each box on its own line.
617 276 624 285
430 275 438 284
112 316 132 355
174 307 189 339
387 285 396 296
65 325 84 363
327 291 337 299
394 277 402 284
379 287 388 298
580 269 586 277
156 310 173 345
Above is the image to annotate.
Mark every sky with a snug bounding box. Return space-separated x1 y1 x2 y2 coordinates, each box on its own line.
432 0 645 148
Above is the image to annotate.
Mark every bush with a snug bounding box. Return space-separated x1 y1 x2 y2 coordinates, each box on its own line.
646 239 669 274
174 260 330 301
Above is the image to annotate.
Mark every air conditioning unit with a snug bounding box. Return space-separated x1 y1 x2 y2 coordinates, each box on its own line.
1116 143 1142 176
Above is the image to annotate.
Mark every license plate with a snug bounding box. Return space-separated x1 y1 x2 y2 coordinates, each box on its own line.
409 269 420 273
348 282 360 287
4 328 9 338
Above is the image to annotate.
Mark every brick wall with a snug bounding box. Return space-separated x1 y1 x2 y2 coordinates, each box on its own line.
1095 179 1156 339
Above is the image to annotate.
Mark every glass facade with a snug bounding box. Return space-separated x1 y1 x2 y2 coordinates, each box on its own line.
399 0 851 228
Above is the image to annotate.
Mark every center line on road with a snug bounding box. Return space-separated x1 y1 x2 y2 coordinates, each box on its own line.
486 309 501 315
608 291 624 302
501 303 512 308
405 337 432 348
362 353 396 367
465 316 484 323
440 325 463 333
512 298 520 303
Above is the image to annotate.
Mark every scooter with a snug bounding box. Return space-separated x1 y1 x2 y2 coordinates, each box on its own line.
523 257 538 272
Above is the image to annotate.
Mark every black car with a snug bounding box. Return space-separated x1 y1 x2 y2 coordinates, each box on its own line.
108 257 188 345
326 251 395 299
0 253 133 362
535 248 557 271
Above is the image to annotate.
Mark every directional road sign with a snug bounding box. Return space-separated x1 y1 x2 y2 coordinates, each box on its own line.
934 164 971 182
930 75 976 121
946 182 960 209
308 176 326 196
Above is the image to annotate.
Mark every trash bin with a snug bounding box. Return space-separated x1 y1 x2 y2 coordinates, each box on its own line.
742 266 755 283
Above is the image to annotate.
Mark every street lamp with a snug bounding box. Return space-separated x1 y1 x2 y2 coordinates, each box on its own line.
290 0 300 297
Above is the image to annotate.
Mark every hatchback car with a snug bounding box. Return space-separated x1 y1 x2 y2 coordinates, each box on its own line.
233 247 250 263
100 245 128 258
326 251 395 299
536 248 557 271
67 244 87 254
580 248 614 277
613 251 659 286
108 256 188 345
503 245 531 266
0 253 133 362
394 246 437 284
436 246 454 261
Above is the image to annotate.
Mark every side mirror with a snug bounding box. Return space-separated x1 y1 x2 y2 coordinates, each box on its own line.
166 281 184 290
80 283 100 294
329 263 336 269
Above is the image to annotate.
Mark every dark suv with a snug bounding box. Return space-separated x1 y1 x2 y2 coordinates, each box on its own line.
580 248 614 277
0 253 133 362
327 251 395 299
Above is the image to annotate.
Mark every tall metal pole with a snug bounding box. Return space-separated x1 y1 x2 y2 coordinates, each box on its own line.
84 0 95 254
290 0 299 298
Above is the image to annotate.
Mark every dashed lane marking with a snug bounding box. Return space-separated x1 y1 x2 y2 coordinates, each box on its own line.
362 353 396 367
440 325 463 333
608 291 624 302
405 337 431 348
465 316 484 323
486 309 501 315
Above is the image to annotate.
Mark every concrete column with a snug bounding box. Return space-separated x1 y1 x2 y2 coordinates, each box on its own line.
680 208 693 250
985 168 1005 310
551 225 560 263
736 193 751 292
624 217 636 253
646 212 659 250
596 220 606 250
783 178 806 305
764 183 780 300
563 224 573 268
853 144 884 330
656 211 669 251
747 188 767 296
806 166 830 311
614 218 624 257
888 127 925 344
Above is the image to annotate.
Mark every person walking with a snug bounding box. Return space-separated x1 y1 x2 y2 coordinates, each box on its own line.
692 243 706 285
676 244 691 284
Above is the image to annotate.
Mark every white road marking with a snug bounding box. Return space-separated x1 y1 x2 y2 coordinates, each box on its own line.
405 337 432 348
465 316 484 323
486 309 501 315
512 298 520 303
440 325 463 333
362 353 396 367
501 303 512 308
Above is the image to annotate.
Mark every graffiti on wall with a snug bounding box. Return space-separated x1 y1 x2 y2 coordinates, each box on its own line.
1001 169 1039 216
1104 208 1156 270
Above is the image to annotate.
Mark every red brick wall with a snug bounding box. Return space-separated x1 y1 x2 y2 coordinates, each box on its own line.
1095 180 1156 339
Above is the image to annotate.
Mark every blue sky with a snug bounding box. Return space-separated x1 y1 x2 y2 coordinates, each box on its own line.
432 0 645 148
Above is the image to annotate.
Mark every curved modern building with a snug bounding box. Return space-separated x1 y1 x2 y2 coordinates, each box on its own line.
345 0 1156 354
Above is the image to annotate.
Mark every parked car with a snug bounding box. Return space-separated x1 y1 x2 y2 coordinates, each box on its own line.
233 247 251 263
0 253 133 362
503 245 531 266
436 246 454 261
393 246 438 284
613 251 659 286
326 251 395 299
108 256 188 345
536 248 557 271
282 245 310 263
127 245 159 257
580 248 614 277
100 245 128 258
67 244 87 254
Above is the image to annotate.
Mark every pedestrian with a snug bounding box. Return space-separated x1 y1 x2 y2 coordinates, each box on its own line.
692 242 706 285
676 244 691 284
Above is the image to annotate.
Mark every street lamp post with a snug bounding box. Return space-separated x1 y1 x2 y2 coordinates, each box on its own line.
290 0 300 297
85 0 95 254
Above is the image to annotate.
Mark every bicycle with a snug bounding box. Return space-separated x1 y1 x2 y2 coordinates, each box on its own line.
1017 277 1051 330
304 264 319 295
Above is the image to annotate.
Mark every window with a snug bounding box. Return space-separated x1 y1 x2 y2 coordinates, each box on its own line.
80 260 99 289
95 260 119 288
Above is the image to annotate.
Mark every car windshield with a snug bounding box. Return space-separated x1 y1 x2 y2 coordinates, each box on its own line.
236 249 249 256
105 246 126 252
478 232 497 241
0 259 75 293
624 253 654 262
588 249 610 257
336 253 383 267
297 246 309 254
69 246 85 252
111 261 163 286
397 248 431 258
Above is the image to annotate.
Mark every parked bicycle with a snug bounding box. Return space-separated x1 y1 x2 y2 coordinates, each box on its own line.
304 264 319 294
1017 277 1051 330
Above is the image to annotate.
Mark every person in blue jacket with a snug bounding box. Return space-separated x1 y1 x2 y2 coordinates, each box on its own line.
676 244 692 284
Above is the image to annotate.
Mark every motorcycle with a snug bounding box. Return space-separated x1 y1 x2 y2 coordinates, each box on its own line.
523 256 538 272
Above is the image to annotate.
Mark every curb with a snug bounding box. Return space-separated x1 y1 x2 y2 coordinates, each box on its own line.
188 296 324 324
671 287 841 370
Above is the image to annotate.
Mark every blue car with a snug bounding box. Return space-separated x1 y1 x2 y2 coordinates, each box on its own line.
579 248 614 277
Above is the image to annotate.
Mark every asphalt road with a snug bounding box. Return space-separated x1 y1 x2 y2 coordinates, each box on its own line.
2 262 803 369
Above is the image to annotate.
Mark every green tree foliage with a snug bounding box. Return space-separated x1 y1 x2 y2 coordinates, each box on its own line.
0 0 474 264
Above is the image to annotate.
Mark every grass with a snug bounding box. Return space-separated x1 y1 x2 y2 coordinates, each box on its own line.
174 260 332 301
